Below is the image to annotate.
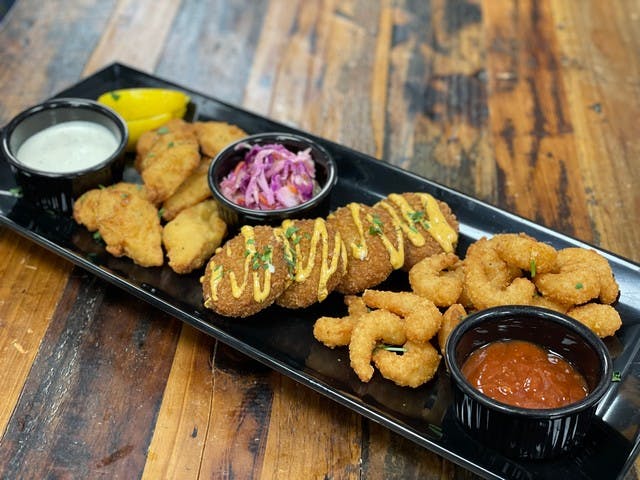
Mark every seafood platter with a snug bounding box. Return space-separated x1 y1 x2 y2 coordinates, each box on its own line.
1 64 640 480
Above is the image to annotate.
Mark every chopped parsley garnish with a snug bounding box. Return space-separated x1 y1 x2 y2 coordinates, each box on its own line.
213 265 224 281
374 344 406 353
408 210 430 231
575 282 584 290
252 246 273 271
369 215 384 236
158 207 165 218
92 231 103 243
8 187 22 198
167 141 175 148
612 371 622 382
428 424 443 438
530 258 537 277
285 225 299 239
110 92 121 101
156 126 170 135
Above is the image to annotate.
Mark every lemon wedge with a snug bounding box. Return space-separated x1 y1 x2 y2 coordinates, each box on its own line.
97 88 190 150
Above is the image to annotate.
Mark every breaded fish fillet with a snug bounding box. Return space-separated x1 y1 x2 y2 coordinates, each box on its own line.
161 157 212 221
193 121 248 157
162 199 227 274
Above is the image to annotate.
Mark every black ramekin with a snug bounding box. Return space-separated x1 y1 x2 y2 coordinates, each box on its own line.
445 305 613 460
208 132 337 231
1 98 128 215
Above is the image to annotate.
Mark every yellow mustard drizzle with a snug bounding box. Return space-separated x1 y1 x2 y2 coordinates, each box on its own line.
365 212 405 269
347 203 368 260
382 193 458 253
283 218 344 302
225 225 272 302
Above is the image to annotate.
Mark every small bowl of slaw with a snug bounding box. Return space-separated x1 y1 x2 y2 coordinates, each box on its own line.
208 132 337 230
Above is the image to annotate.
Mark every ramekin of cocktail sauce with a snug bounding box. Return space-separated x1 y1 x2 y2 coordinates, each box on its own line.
445 306 612 459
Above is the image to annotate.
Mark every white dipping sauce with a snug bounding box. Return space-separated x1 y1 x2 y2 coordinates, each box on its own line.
16 120 119 174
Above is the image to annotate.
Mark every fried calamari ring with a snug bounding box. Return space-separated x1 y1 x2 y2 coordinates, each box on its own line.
463 237 535 310
408 252 464 307
534 248 619 305
349 309 406 382
372 341 441 388
361 289 442 343
567 303 622 338
313 296 368 348
437 303 467 354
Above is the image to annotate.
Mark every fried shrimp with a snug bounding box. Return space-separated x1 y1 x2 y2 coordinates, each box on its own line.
361 290 442 343
348 309 406 382
463 237 535 310
372 341 441 388
567 303 622 338
313 296 368 348
534 248 619 306
409 252 464 307
437 304 467 353
491 233 558 275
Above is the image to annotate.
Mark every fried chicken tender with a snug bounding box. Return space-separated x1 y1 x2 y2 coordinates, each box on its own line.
276 218 347 309
140 133 201 204
201 225 291 317
162 200 227 274
193 121 248 157
534 248 620 305
566 303 622 338
91 187 163 267
374 192 459 270
330 203 402 295
409 252 464 307
313 295 368 348
372 341 441 388
349 309 406 382
161 157 213 221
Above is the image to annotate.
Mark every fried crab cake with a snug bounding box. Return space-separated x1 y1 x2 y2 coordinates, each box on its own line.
193 121 248 157
329 202 403 295
91 186 163 267
139 130 201 204
374 192 459 270
161 157 213 221
136 118 196 161
275 218 348 309
201 225 291 317
162 199 227 274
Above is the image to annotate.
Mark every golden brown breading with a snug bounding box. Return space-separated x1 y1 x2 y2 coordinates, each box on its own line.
162 200 227 274
374 192 459 271
139 131 201 204
201 225 292 317
276 218 347 309
161 157 212 221
193 121 248 157
329 202 402 295
92 186 163 267
136 118 196 161
73 182 152 232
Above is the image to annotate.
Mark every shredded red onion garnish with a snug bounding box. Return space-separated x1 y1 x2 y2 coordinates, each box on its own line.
219 142 317 210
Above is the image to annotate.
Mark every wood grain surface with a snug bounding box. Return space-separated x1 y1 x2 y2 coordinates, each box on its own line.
0 0 638 479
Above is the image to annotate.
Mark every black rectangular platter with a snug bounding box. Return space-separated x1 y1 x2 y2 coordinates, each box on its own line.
1 63 640 480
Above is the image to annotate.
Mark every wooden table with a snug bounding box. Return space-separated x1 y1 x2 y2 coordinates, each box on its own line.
1 1 638 478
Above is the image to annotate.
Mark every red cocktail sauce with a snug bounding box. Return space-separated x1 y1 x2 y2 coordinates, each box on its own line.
461 339 589 409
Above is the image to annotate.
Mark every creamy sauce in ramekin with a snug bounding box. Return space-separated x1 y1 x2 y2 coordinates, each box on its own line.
16 120 119 174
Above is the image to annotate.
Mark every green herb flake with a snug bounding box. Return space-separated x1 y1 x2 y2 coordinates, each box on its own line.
530 258 537 277
575 282 584 290
157 126 170 135
428 424 443 438
110 92 121 101
158 207 165 219
369 215 383 236
285 225 299 239
8 187 23 198
612 371 622 382
92 231 103 243
374 343 406 353
167 141 175 148
213 265 224 281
